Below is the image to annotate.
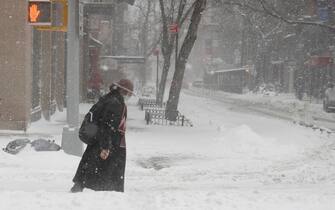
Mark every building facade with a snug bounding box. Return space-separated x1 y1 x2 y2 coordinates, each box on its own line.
191 0 335 98
0 1 67 130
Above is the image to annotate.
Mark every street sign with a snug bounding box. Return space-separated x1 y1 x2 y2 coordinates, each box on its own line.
27 0 52 25
168 23 179 34
305 56 333 67
153 49 160 56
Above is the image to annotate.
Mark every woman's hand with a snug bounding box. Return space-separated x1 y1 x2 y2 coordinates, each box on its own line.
100 149 110 160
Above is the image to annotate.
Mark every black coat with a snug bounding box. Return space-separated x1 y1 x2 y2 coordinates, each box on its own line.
73 90 127 192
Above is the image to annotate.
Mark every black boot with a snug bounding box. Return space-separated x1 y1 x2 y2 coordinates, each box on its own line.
70 182 84 193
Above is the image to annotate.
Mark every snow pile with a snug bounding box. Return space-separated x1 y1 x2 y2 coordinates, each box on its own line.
214 124 282 159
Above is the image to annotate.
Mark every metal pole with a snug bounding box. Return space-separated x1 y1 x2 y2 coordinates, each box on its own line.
175 32 179 72
156 53 159 104
61 0 83 156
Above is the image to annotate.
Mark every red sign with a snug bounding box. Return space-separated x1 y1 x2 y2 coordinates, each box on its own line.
168 23 179 34
27 1 51 25
305 56 333 67
153 49 159 56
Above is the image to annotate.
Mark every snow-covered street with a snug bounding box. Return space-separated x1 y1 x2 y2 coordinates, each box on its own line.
1 93 335 210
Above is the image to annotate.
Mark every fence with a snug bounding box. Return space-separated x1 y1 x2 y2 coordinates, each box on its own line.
137 98 193 127
144 108 193 127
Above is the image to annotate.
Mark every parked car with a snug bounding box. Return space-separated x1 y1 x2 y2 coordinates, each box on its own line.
192 80 203 88
323 83 335 113
142 86 156 98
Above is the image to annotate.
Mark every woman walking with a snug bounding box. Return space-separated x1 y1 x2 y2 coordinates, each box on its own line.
71 79 134 193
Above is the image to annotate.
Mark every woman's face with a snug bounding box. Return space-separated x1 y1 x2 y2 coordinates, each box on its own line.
120 89 132 101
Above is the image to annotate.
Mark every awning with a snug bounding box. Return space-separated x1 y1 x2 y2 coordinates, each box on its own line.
89 35 103 48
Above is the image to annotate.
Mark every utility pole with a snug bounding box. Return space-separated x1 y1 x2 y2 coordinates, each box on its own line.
61 0 83 156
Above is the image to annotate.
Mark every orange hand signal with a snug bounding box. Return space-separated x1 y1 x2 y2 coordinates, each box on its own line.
29 4 40 22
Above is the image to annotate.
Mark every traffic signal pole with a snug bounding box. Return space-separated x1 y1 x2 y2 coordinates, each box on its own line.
61 0 83 156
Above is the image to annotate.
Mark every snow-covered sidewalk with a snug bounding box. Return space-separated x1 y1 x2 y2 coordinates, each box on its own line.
0 94 335 210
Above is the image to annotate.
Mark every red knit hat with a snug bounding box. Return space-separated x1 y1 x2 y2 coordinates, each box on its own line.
110 79 134 95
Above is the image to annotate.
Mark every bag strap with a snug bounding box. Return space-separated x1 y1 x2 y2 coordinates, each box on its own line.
121 105 127 120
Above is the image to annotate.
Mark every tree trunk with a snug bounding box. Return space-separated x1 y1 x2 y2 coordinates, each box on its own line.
157 0 172 106
157 51 172 105
140 1 151 85
165 0 206 121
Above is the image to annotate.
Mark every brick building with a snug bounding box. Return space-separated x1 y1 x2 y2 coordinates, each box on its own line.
0 1 66 130
0 0 135 130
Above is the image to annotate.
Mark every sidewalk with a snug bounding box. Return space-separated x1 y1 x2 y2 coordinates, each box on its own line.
0 101 147 149
0 111 67 145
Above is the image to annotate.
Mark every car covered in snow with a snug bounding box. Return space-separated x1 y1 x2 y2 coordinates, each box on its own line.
323 84 335 112
192 80 204 88
142 85 156 98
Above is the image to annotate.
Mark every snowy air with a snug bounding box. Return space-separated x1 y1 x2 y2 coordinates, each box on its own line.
1 0 335 210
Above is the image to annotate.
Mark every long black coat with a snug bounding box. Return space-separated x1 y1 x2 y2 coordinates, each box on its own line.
73 90 127 192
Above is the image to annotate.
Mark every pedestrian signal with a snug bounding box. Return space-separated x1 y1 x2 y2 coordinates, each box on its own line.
28 1 52 25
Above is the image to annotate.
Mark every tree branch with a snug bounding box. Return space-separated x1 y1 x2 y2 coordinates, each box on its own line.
176 0 187 25
257 0 335 30
159 0 169 55
180 1 197 27
219 0 335 31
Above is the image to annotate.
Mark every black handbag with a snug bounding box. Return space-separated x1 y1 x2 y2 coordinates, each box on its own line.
79 111 99 145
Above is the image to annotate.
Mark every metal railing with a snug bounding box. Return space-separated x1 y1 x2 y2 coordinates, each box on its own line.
144 107 193 127
137 98 193 127
137 98 158 110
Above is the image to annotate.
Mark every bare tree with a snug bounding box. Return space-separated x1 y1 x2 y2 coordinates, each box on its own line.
157 0 196 106
164 0 207 121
